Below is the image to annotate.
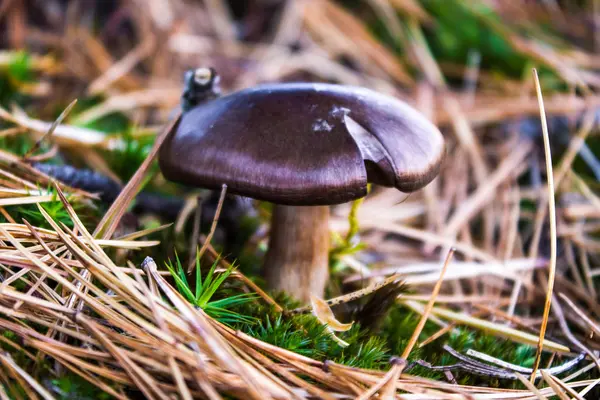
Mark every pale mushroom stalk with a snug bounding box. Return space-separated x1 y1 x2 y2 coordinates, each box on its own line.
263 116 394 302
264 205 330 303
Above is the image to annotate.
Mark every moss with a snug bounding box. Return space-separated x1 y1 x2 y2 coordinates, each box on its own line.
240 306 390 369
101 129 155 182
0 51 33 107
420 0 528 78
48 375 114 400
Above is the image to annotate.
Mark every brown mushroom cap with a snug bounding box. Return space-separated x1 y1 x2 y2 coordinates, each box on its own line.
159 83 445 205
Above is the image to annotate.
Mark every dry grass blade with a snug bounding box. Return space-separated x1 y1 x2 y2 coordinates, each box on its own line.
388 0 431 21
88 37 155 95
443 143 530 237
303 0 413 85
403 300 570 353
530 68 558 383
115 223 172 241
71 89 181 126
553 106 597 187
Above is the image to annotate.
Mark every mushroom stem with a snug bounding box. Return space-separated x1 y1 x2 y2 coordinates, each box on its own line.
263 205 330 303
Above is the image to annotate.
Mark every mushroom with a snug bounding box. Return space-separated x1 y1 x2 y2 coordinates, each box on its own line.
159 79 445 303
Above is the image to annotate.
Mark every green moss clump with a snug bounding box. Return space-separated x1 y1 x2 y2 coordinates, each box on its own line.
242 311 390 370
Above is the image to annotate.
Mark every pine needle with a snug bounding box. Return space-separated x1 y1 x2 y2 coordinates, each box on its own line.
530 68 558 383
22 99 77 160
402 248 454 359
194 183 227 272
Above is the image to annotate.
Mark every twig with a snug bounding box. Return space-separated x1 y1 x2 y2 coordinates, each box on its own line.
290 273 404 314
466 349 586 377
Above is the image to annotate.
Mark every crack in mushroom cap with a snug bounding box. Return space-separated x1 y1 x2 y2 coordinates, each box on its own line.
159 83 445 206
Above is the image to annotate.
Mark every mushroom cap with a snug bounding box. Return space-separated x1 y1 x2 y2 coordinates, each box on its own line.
159 83 445 205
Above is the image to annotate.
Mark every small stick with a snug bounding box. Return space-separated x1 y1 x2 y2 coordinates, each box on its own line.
467 349 586 377
290 273 403 314
411 349 518 380
442 345 516 378
530 68 558 382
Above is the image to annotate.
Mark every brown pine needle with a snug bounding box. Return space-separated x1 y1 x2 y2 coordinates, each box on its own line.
379 359 404 400
0 352 56 400
194 184 227 272
355 358 405 400
94 113 181 240
530 68 558 383
541 370 570 400
558 293 600 335
23 99 77 160
514 372 548 400
402 248 454 359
